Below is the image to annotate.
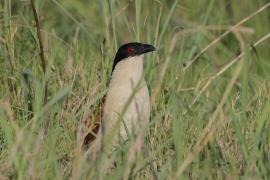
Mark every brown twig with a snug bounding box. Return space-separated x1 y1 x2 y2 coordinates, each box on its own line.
30 0 46 74
176 25 254 36
30 0 47 102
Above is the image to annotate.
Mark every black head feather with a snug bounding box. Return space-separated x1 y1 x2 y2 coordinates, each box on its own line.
112 42 156 72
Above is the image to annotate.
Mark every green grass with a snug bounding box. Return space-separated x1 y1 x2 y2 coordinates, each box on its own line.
1 0 270 179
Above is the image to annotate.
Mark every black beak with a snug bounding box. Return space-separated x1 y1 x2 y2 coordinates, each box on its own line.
143 44 156 54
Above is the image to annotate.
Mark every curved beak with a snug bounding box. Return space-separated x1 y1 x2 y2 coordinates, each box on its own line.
143 44 156 54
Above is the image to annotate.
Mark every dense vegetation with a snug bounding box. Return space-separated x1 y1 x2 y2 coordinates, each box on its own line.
0 0 270 179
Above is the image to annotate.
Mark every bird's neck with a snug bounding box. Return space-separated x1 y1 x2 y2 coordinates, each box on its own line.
110 55 144 87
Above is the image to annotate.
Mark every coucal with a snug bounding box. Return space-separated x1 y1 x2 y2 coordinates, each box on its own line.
103 42 156 142
80 42 156 150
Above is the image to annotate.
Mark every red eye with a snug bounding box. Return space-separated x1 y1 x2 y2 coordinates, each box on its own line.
127 47 134 53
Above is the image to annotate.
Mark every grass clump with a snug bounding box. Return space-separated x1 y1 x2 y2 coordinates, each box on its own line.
0 0 270 179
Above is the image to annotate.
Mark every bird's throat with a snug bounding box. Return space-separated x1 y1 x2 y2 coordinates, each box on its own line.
110 55 144 89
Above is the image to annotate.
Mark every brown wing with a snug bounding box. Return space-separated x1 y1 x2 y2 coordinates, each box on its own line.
78 95 105 150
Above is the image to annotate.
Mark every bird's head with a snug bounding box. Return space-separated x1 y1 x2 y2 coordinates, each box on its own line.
112 42 156 72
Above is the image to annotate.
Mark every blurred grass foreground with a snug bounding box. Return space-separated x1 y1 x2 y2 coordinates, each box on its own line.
0 0 270 179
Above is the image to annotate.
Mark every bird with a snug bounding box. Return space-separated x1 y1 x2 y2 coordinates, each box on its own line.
102 42 156 144
78 42 156 152
77 42 156 176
